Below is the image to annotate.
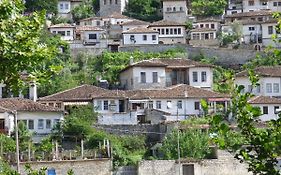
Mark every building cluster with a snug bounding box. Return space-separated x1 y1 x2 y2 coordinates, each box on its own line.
50 0 281 51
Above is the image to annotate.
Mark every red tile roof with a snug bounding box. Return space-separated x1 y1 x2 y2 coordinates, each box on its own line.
225 10 272 18
121 19 149 26
49 23 75 28
236 66 281 77
0 98 62 112
248 96 281 104
122 27 159 34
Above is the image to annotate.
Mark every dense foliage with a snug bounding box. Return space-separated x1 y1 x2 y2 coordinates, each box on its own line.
71 0 96 23
191 0 227 16
24 0 58 14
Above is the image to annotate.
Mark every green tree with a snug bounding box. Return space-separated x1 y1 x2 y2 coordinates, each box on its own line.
0 0 61 93
71 0 95 23
24 0 58 14
191 0 227 16
161 129 211 160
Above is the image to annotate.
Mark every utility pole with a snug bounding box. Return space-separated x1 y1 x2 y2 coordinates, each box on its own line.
177 105 181 175
14 110 20 172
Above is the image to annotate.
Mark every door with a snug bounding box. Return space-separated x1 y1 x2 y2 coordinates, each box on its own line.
182 164 194 175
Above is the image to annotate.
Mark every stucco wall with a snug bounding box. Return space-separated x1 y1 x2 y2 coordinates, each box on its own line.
18 159 112 175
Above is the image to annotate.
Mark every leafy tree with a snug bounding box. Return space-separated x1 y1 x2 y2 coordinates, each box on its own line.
24 0 58 14
161 129 211 160
17 121 33 152
191 0 227 16
71 0 95 23
0 134 16 154
0 0 61 94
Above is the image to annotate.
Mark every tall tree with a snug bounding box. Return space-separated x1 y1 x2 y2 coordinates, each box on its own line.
0 0 61 93
24 0 58 14
191 0 227 16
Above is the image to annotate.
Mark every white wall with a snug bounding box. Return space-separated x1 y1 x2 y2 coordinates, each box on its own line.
251 104 280 121
188 67 213 89
242 24 262 44
123 33 159 45
58 1 71 14
98 112 138 125
261 22 281 47
243 0 281 12
49 28 75 41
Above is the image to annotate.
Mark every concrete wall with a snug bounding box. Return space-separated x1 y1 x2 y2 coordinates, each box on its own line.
119 44 259 67
19 159 112 175
138 150 252 175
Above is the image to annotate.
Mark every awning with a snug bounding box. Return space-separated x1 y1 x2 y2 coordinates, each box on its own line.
63 102 90 106
208 98 230 102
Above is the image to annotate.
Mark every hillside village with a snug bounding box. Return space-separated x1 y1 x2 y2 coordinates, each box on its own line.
1 0 281 175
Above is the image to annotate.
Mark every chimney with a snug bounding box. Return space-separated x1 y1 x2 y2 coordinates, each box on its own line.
29 81 37 102
129 56 134 65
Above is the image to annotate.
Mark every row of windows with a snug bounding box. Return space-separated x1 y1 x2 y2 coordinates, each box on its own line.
19 119 59 130
262 106 280 114
248 0 281 6
199 23 216 29
104 0 118 5
59 3 69 10
153 28 182 36
192 71 207 83
140 72 158 83
192 33 215 40
166 7 184 12
266 83 280 93
52 31 71 36
130 35 157 42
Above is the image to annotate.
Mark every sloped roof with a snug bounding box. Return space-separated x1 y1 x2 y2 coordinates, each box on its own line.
92 84 229 99
149 20 185 27
0 98 62 112
122 27 159 34
122 19 149 26
225 10 272 18
236 66 281 77
76 26 104 31
107 12 130 19
248 96 281 104
39 85 108 102
49 23 75 28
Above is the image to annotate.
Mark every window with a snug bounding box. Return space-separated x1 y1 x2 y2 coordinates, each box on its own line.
157 29 160 33
248 85 253 92
249 27 255 31
143 35 147 41
180 7 183 11
103 100 109 110
266 83 272 93
192 33 200 40
194 102 200 110
205 24 209 28
60 3 63 10
279 2 281 6
156 101 161 109
97 100 102 110
263 106 268 114
148 101 153 109
110 0 112 4
177 100 182 109
275 106 280 114
274 83 279 93
178 28 181 34
152 35 157 40
115 0 118 4
166 29 169 35
248 0 254 6
89 34 97 39
173 7 176 11
130 35 135 41
65 3 69 10
210 33 214 39
96 21 100 26
46 119 51 129
192 72 198 82
104 0 106 5
28 120 34 130
268 26 273 35
170 29 173 35
201 71 207 82
274 2 278 6
258 17 263 22
161 29 165 35
152 72 158 83
167 100 172 109
38 119 44 130
256 85 261 93
141 72 146 83
57 31 66 36
200 24 204 28
174 28 178 35
66 31 70 36
211 24 215 29
52 31 56 34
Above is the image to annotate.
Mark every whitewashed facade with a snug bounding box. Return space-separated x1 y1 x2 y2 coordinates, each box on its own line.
242 0 281 12
226 0 243 15
122 28 159 45
49 24 75 41
57 0 82 19
261 20 281 47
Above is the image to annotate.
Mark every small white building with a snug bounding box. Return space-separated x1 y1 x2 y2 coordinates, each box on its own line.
248 96 281 121
93 84 229 125
148 20 186 44
57 0 82 19
261 19 281 47
0 98 63 142
75 26 107 47
49 23 76 41
121 19 149 32
190 28 218 46
122 28 159 45
226 0 243 15
235 66 281 97
162 0 188 23
242 0 281 12
119 58 214 90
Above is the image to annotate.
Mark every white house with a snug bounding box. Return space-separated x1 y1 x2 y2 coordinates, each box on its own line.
49 23 76 41
248 96 281 121
122 28 159 45
93 84 229 125
235 66 281 97
226 0 243 15
190 28 218 46
162 0 188 23
121 19 149 32
148 20 186 44
224 10 273 23
119 58 214 90
0 98 63 142
242 0 281 12
75 26 107 47
261 19 281 47
57 0 82 19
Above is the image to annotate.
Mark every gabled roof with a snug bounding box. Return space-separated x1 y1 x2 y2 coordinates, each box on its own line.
49 23 75 28
149 20 185 27
76 26 104 31
236 66 281 77
121 19 149 26
0 98 62 112
225 10 272 18
248 96 281 104
121 58 214 72
39 85 108 102
106 12 130 19
122 27 159 34
92 84 229 99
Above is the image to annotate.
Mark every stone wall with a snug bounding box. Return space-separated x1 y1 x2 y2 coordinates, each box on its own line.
18 159 112 175
138 150 252 175
119 44 260 67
